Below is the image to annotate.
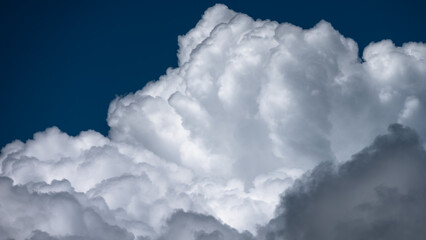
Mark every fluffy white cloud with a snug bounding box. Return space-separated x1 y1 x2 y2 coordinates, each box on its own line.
0 176 134 240
1 4 425 240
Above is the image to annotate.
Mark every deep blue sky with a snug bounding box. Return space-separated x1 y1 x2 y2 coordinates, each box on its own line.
1 0 425 147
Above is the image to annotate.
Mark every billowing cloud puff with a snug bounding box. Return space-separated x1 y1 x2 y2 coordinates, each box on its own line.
260 124 426 240
1 4 426 240
155 124 426 240
0 176 133 240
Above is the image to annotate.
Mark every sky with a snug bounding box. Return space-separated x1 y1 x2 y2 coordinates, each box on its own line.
1 1 426 240
1 0 425 147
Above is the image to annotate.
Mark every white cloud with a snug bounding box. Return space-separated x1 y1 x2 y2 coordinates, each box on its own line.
1 3 426 240
0 176 134 240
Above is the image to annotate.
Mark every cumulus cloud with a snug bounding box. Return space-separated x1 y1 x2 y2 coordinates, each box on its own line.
1 3 426 240
260 124 426 240
0 176 133 240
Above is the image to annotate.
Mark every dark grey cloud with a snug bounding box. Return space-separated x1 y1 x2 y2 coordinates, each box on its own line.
157 210 254 240
259 124 426 240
